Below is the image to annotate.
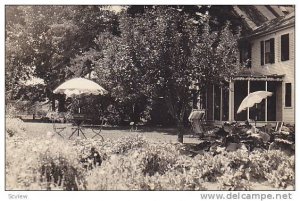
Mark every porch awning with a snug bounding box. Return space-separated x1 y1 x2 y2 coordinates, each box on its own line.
233 76 284 81
233 70 284 81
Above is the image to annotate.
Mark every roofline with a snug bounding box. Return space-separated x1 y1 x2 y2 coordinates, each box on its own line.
242 23 294 40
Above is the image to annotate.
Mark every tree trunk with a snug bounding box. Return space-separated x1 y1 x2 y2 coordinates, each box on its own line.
58 94 65 112
177 100 188 143
177 121 184 143
51 97 56 111
164 92 188 143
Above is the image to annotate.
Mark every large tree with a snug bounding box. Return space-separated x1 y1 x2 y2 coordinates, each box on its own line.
93 6 241 142
5 5 118 106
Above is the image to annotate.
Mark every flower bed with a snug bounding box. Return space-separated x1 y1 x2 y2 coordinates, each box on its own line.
5 118 295 190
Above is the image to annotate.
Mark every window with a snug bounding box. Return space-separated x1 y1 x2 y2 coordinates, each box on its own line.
285 83 292 107
265 40 271 64
260 38 275 65
281 34 289 61
240 43 252 68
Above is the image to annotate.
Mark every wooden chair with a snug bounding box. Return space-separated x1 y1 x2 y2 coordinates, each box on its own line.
81 117 105 141
52 119 66 138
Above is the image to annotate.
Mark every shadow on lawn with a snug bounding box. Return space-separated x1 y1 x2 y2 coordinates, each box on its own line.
99 125 179 135
110 125 194 136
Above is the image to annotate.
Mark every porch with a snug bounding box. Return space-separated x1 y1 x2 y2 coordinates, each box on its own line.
196 72 284 124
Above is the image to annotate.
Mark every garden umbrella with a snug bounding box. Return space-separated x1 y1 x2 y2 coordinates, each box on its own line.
52 78 108 139
53 77 107 97
237 91 272 114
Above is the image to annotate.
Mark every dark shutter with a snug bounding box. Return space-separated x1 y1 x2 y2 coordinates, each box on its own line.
285 83 292 107
270 38 275 63
260 41 264 65
281 34 289 61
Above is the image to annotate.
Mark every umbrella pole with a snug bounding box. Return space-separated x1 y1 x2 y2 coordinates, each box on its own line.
255 103 257 127
78 98 81 114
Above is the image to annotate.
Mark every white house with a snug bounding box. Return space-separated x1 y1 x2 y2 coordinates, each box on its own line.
201 6 295 124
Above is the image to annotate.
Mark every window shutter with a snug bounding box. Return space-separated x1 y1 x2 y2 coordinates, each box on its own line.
270 38 275 63
281 34 289 61
260 41 264 65
285 83 292 107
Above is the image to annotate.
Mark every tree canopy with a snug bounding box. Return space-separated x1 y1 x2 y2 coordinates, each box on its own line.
5 5 118 102
91 6 241 142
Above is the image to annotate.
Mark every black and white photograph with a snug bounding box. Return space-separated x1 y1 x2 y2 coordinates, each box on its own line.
3 2 296 196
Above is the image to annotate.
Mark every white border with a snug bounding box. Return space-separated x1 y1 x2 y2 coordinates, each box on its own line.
2 0 299 5
1 1 298 201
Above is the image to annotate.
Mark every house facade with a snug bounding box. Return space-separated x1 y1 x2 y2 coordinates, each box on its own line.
202 6 295 124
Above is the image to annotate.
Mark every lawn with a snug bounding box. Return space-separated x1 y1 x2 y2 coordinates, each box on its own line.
23 122 201 144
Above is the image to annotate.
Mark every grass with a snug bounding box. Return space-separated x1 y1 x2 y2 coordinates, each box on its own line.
23 122 201 144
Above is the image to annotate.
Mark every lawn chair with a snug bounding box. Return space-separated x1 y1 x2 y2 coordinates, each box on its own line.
90 117 106 141
188 109 206 137
51 117 66 138
81 116 105 141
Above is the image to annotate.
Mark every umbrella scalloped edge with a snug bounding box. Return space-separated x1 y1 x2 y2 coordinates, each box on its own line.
52 77 108 97
54 89 107 98
237 91 273 114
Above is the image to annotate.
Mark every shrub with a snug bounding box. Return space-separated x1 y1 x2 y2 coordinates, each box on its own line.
6 130 295 190
140 144 179 176
218 171 251 190
265 156 294 188
6 137 85 190
111 135 148 154
6 117 26 137
85 143 206 190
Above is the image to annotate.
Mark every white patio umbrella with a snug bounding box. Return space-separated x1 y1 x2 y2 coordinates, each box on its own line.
237 91 272 126
51 78 108 140
53 77 107 97
237 91 273 114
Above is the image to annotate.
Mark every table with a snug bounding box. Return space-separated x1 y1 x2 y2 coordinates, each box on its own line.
69 114 87 139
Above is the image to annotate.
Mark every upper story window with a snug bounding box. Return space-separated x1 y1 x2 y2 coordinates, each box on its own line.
240 42 252 68
260 38 274 65
281 34 289 61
